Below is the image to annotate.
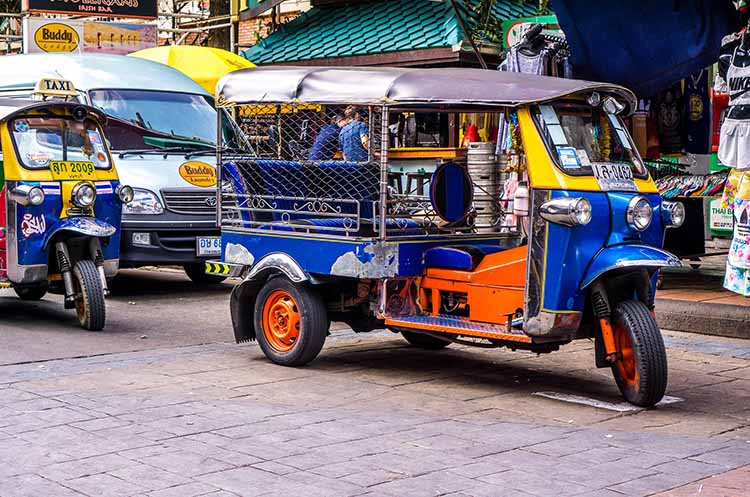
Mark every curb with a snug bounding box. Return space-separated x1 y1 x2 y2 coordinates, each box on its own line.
655 298 750 339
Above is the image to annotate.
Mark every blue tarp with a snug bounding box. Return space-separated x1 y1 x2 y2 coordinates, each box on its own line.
552 0 739 96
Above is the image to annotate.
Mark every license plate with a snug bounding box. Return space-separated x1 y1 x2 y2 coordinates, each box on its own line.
49 161 96 181
196 236 221 257
591 163 637 192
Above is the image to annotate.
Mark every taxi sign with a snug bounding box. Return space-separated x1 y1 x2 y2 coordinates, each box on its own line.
50 161 96 181
33 78 77 99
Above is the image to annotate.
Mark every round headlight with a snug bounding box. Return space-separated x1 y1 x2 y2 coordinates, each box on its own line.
28 186 45 206
72 182 96 208
626 196 653 231
572 198 592 225
663 201 685 228
117 184 134 204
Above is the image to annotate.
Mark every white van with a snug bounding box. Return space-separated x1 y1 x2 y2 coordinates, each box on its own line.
0 53 237 283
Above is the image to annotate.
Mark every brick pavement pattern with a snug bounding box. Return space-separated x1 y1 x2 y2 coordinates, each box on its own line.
0 330 748 497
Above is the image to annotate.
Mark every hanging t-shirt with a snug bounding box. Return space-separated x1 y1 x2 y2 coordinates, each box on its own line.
654 83 684 154
684 69 711 154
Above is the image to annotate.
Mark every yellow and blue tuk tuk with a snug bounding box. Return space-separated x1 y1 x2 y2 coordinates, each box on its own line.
0 79 133 330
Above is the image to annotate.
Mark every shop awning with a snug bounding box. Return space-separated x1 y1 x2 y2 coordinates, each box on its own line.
552 0 739 96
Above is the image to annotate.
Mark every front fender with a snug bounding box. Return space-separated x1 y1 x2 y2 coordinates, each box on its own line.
43 217 116 250
580 244 681 289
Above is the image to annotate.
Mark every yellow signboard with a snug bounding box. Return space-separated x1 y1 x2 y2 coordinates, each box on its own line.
34 22 79 52
50 161 96 181
179 161 217 187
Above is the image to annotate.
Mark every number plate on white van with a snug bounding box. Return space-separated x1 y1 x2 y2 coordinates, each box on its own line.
196 237 221 256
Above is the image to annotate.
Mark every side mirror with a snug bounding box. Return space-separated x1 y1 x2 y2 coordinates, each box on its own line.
430 162 473 223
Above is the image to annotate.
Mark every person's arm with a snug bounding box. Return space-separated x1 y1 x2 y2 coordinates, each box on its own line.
359 122 369 150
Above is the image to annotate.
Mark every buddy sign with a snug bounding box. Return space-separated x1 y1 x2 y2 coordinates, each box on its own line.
24 18 157 54
22 0 157 19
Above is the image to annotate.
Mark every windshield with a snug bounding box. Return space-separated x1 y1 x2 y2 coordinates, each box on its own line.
533 103 646 178
11 117 111 170
89 89 218 151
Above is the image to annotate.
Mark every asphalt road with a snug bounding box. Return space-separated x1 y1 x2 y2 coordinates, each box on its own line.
0 268 235 365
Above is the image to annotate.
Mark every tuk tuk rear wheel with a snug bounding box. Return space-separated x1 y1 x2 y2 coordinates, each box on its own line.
14 283 48 301
254 277 327 366
611 300 667 407
73 260 106 331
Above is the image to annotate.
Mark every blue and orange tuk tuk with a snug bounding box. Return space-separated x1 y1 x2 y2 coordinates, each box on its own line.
209 67 684 406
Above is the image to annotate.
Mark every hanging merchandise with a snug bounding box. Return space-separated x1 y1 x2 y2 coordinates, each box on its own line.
654 82 685 155
684 69 712 154
655 172 728 198
721 169 750 295
719 30 750 169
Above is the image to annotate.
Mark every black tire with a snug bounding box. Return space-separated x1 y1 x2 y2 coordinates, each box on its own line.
254 277 328 366
73 260 106 331
14 283 48 301
399 329 451 349
184 263 227 285
610 300 667 407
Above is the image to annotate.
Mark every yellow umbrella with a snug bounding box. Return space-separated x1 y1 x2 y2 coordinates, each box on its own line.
129 46 255 95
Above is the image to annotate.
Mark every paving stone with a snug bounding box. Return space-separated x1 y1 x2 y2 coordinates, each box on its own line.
478 469 593 496
144 482 220 497
0 473 86 497
110 463 191 491
690 443 750 469
368 471 477 497
195 466 288 496
65 473 147 497
652 458 728 480
339 468 404 487
139 449 234 477
38 453 136 481
443 486 535 497
553 460 657 488
607 472 696 496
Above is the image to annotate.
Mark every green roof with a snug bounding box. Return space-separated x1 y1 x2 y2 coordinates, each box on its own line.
243 0 542 65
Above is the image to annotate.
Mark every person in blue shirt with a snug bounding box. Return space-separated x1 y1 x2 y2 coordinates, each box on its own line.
308 113 344 160
339 106 370 162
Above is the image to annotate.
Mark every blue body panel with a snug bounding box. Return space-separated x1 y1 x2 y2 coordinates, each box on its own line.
541 190 671 313
12 180 122 266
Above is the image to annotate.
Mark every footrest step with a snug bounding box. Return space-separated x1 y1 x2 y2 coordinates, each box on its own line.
385 314 531 343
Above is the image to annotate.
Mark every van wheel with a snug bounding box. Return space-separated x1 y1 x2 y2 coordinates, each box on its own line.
398 329 451 349
254 277 327 366
14 283 48 301
184 263 227 285
611 300 667 407
73 260 106 331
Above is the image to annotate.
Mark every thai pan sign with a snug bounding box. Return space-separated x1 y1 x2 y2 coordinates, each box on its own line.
24 18 157 54
22 0 157 19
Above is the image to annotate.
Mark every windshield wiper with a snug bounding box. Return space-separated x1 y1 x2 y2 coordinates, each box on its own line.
119 147 193 158
185 146 249 160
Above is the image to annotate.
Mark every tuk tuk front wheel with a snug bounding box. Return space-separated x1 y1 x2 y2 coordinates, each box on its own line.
611 300 667 407
73 260 106 331
14 283 48 301
254 277 328 366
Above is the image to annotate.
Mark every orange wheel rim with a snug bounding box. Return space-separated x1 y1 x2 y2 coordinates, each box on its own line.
262 290 301 352
614 322 639 387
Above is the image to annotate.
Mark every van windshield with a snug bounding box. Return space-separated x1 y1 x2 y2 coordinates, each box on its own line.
10 117 111 170
533 102 646 178
89 89 218 151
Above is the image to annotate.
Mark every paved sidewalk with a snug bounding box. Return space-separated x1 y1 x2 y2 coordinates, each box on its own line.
0 330 748 497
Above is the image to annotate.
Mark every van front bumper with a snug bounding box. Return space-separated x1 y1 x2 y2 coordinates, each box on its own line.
120 216 219 267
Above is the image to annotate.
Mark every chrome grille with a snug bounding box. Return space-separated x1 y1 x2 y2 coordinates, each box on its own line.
161 188 217 216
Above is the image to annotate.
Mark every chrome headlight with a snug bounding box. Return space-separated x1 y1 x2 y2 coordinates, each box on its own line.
10 185 45 206
122 188 164 215
116 184 134 204
71 182 96 208
539 197 592 227
662 201 685 228
626 196 653 231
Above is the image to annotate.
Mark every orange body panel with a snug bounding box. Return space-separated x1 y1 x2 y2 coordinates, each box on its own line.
419 246 528 325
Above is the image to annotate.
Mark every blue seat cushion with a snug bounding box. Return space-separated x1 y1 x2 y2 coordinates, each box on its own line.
423 244 507 271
